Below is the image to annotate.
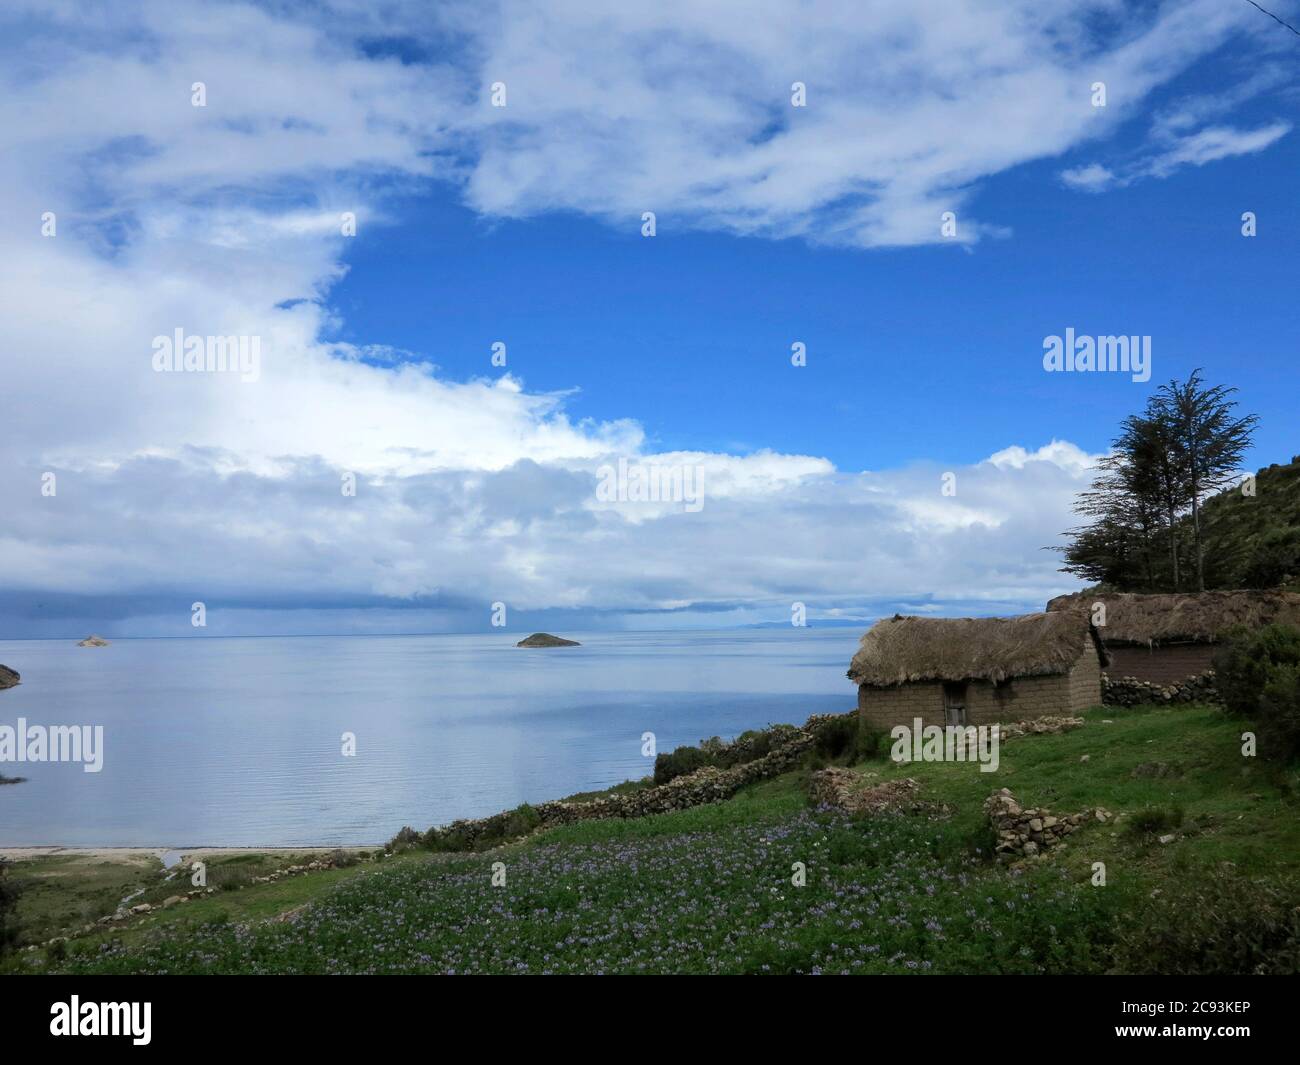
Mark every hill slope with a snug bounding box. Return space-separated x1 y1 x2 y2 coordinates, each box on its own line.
11 703 1299 975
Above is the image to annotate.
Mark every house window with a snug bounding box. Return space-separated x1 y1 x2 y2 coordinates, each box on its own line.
942 681 968 726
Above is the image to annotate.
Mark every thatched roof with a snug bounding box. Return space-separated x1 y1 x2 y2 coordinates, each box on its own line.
848 612 1101 688
1046 589 1300 647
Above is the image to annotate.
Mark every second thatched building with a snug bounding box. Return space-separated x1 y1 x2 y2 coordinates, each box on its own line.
848 612 1106 729
1046 588 1300 685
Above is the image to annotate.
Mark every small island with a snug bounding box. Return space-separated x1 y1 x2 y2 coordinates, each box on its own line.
516 632 580 648
0 664 18 690
77 635 110 647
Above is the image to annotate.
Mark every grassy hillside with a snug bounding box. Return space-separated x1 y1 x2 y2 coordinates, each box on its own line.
7 701 1298 975
1198 455 1300 591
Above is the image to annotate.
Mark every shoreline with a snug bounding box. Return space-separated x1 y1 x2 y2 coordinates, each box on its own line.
0 845 377 861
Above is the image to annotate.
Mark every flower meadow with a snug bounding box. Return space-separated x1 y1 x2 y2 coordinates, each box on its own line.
56 809 1119 975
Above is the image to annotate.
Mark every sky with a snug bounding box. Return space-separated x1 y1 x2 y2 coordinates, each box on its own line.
1 0 1298 638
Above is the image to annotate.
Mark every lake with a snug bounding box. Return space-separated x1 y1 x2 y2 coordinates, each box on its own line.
0 629 861 846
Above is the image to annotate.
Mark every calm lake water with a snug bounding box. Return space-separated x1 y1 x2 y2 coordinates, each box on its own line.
0 630 861 847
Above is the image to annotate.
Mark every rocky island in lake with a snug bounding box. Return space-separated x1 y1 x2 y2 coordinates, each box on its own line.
0 664 19 689
77 635 110 647
516 633 580 647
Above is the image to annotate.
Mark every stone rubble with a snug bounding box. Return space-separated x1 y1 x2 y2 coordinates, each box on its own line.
984 787 1111 864
806 769 930 815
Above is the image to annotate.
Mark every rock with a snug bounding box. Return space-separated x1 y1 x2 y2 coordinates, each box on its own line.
516 632 580 647
1029 817 1043 832
77 635 110 647
129 903 152 915
1158 833 1176 845
1079 754 1089 763
0 664 19 690
162 895 184 908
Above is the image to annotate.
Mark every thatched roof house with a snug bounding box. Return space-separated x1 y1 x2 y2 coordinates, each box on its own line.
1046 589 1300 685
849 612 1105 729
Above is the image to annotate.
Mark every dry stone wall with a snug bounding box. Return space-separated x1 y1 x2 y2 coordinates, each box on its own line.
416 717 837 850
984 787 1111 863
1102 669 1220 707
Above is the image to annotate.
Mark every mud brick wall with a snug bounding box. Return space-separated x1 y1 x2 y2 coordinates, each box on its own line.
1104 643 1217 685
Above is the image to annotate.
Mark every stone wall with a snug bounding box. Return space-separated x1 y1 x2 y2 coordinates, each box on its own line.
984 788 1111 863
1102 669 1220 707
413 716 841 850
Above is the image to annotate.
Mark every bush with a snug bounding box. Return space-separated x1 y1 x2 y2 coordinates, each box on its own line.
1258 664 1300 763
1214 623 1300 762
387 826 421 852
0 860 20 955
502 802 542 839
653 745 712 785
1124 804 1184 839
809 715 881 767
1111 872 1300 975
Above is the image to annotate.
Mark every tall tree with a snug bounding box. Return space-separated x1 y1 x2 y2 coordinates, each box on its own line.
1154 370 1259 591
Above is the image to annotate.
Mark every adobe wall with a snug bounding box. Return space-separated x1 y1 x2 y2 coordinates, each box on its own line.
858 637 1103 728
1105 643 1217 685
859 672 1077 730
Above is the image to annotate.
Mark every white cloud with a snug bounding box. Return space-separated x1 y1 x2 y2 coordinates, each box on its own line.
1060 163 1117 193
0 1 1268 632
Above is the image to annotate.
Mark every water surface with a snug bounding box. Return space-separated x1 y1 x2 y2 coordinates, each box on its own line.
0 630 860 846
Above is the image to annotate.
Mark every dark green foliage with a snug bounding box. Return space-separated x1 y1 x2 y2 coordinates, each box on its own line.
1056 372 1271 593
1257 664 1300 763
805 715 882 768
1111 873 1300 975
388 826 421 851
0 861 20 955
1214 623 1300 762
653 744 712 785
653 723 803 785
1124 804 1184 839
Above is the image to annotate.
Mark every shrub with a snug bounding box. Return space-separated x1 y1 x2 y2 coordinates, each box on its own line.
1214 623 1300 762
1258 664 1300 763
387 826 421 852
1111 872 1300 975
653 745 711 785
502 803 542 839
809 715 880 766
0 860 20 955
1124 804 1184 839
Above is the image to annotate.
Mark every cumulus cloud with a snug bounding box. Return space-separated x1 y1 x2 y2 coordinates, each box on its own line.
0 1 1273 634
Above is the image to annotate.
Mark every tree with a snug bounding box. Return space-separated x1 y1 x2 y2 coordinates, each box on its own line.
1054 370 1257 593
1154 370 1259 592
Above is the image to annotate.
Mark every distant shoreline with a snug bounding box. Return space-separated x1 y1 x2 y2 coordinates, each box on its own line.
0 845 378 860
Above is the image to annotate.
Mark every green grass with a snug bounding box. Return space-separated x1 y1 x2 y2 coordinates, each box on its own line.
4 854 159 945
858 703 1300 884
7 701 1298 974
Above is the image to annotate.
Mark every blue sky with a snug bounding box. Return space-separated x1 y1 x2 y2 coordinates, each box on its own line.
1 0 1298 638
332 98 1300 473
